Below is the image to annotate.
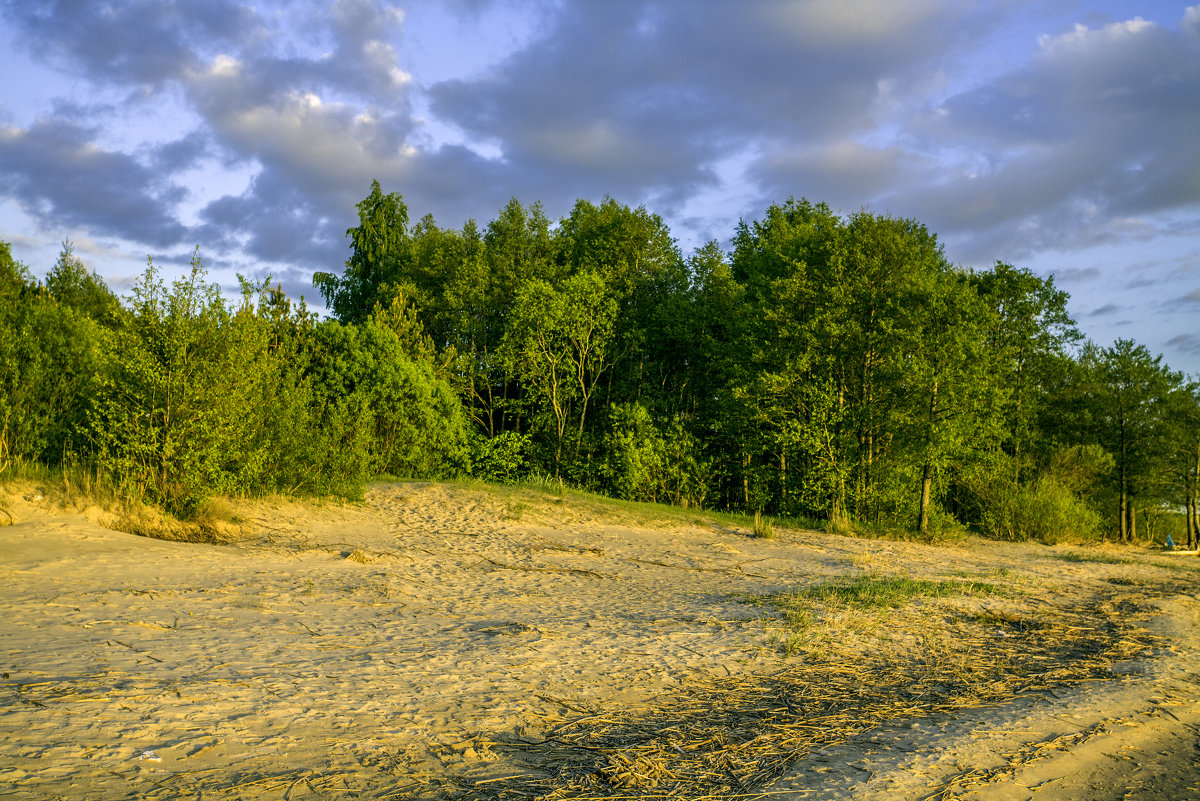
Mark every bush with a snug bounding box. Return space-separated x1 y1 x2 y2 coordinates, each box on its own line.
89 254 272 513
977 477 1103 543
307 316 470 480
963 447 1109 544
601 403 709 507
469 430 530 483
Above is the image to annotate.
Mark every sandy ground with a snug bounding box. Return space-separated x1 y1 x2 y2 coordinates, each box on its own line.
0 481 1197 800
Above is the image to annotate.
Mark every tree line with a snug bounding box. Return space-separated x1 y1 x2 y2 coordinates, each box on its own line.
2 183 1198 546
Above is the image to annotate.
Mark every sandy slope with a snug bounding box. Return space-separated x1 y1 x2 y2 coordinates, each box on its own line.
0 481 1197 800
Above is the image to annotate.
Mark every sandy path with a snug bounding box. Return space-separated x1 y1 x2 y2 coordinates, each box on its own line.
766 593 1200 800
1 481 1197 799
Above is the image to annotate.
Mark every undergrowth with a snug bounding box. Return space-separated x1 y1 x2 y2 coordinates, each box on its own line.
738 573 1006 656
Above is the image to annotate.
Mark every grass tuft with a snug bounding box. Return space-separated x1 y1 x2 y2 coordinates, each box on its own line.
793 574 1002 608
1052 550 1133 565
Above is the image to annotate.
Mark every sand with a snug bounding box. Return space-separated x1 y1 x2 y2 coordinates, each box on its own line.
0 481 1197 799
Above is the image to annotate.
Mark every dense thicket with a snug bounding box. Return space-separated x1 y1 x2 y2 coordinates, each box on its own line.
3 184 1198 544
1 240 466 514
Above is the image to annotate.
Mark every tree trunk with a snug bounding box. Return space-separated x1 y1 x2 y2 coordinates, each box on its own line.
1118 483 1128 542
779 446 787 514
917 375 938 537
1128 503 1137 542
1193 440 1200 549
917 460 933 536
742 451 750 509
1185 492 1194 550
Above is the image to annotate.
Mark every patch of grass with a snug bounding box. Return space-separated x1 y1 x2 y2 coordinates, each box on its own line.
953 566 1016 579
516 471 567 496
752 511 775 539
1148 556 1200 573
1052 550 1133 565
738 573 1004 656
791 574 1002 609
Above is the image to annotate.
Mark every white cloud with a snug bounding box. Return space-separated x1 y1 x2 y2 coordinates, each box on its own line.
1184 5 1200 39
1038 17 1154 53
210 54 241 77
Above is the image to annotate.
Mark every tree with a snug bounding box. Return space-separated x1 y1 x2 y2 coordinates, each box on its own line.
45 241 124 326
555 197 687 411
970 262 1078 479
502 272 617 475
305 314 469 479
313 180 411 324
900 268 1006 536
1164 381 1200 548
1078 340 1177 540
0 242 107 470
90 251 272 512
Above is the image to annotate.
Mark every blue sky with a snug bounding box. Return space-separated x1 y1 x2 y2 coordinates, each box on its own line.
1 1 1198 374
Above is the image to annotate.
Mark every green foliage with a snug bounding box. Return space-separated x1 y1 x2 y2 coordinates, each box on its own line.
469 430 530 484
964 446 1110 543
502 271 617 474
979 477 1105 544
89 253 272 512
307 314 469 479
314 180 411 324
6 182 1195 542
0 242 107 470
601 402 709 508
45 241 124 326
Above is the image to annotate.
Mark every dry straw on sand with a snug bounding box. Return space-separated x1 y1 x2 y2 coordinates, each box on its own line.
421 594 1159 801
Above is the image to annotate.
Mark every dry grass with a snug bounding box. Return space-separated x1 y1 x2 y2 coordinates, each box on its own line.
417 591 1158 801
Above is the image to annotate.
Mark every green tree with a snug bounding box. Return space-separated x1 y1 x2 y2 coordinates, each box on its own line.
1077 340 1178 540
90 251 274 512
1164 381 1200 547
502 272 617 475
555 197 688 411
45 241 124 326
306 313 469 479
0 242 107 469
602 402 709 507
970 262 1078 480
900 267 1006 536
313 180 411 324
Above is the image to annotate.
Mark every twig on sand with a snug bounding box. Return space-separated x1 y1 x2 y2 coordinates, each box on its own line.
477 557 611 580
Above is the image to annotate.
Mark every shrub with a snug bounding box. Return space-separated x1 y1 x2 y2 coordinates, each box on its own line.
976 477 1103 543
601 403 710 508
89 254 272 513
469 430 530 483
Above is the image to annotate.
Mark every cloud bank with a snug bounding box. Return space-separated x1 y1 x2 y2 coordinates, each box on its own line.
1 0 1197 368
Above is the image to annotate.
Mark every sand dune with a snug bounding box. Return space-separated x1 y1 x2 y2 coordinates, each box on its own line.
1 482 1196 799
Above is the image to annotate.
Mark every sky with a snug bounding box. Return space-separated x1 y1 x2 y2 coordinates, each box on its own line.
1 0 1198 374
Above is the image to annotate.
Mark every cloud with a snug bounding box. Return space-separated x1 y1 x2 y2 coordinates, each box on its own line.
0 0 256 88
0 118 190 246
896 13 1200 259
151 130 212 172
1166 332 1200 355
429 0 982 219
1050 266 1103 284
1181 287 1200 304
1 0 1198 312
1088 302 1124 317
